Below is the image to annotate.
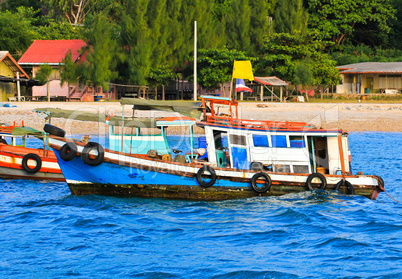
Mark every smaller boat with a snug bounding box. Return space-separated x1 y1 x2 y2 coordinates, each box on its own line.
0 122 64 181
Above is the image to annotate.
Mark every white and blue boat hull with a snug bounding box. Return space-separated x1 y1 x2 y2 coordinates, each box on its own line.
50 137 383 200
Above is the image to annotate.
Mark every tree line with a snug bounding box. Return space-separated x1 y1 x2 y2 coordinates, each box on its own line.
1 0 401 92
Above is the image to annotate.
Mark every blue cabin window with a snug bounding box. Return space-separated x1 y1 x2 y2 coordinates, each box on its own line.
289 136 305 148
252 135 269 147
271 135 287 148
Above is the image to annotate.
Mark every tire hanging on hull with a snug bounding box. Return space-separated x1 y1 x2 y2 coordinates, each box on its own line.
306 173 327 190
334 179 355 195
44 124 66 137
60 142 77 161
196 165 216 187
21 153 42 173
81 142 104 166
250 172 272 193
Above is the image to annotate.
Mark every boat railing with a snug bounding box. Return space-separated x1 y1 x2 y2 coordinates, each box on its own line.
0 121 24 134
204 115 312 130
200 96 314 130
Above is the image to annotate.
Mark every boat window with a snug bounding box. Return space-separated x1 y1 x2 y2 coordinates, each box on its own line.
213 130 224 150
229 134 246 146
289 136 305 148
293 165 309 173
271 135 287 148
252 135 269 147
274 164 290 173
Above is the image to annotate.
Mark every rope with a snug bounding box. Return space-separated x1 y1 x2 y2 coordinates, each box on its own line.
383 190 400 203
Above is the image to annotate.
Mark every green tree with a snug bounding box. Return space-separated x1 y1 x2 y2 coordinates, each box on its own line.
175 0 224 67
35 64 53 102
388 0 402 48
225 0 252 54
36 19 81 40
249 0 276 53
259 32 340 86
148 65 177 100
43 0 115 25
306 0 396 46
1 0 41 12
80 13 119 90
293 59 313 101
60 50 79 87
120 0 152 85
147 0 168 66
0 7 37 55
274 0 307 34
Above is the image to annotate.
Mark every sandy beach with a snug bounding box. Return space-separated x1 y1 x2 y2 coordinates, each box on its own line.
0 101 401 135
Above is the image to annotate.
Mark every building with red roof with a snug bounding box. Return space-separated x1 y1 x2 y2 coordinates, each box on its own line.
18 40 86 66
18 40 87 99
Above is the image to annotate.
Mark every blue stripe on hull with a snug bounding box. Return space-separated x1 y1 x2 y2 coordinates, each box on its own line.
54 150 249 189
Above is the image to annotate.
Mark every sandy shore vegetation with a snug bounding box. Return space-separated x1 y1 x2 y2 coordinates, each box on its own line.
0 101 401 135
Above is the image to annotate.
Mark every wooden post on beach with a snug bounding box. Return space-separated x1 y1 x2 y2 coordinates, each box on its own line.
260 85 263 101
16 72 21 101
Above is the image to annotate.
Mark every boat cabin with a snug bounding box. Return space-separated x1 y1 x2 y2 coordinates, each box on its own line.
198 96 351 175
108 116 197 157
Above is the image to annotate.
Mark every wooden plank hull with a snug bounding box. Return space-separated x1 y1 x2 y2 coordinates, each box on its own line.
66 181 378 201
0 165 65 181
51 137 382 201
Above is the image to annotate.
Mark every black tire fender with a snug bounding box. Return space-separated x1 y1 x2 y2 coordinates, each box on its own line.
196 165 217 187
306 173 327 190
22 153 42 173
60 142 77 161
81 142 104 166
334 179 355 195
44 124 66 137
251 172 272 193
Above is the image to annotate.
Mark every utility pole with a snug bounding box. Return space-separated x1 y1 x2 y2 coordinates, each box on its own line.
193 21 197 101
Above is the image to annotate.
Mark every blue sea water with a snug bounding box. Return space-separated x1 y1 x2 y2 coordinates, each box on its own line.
0 132 401 279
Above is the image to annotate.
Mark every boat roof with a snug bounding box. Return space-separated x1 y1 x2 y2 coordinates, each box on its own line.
156 117 197 127
0 126 43 137
34 108 157 128
197 120 343 134
120 98 202 119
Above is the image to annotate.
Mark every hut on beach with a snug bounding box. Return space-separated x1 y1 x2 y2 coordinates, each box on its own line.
0 51 32 102
336 62 402 94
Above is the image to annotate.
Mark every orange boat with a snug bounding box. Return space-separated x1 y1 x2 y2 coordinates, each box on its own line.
0 122 64 181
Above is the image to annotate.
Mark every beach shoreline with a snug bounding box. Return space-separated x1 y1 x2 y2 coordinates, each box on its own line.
0 101 401 134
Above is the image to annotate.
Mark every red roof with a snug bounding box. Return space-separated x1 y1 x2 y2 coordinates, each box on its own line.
18 40 87 65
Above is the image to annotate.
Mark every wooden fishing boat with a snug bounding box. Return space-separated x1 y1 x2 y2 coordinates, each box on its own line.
36 96 384 200
0 123 64 181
